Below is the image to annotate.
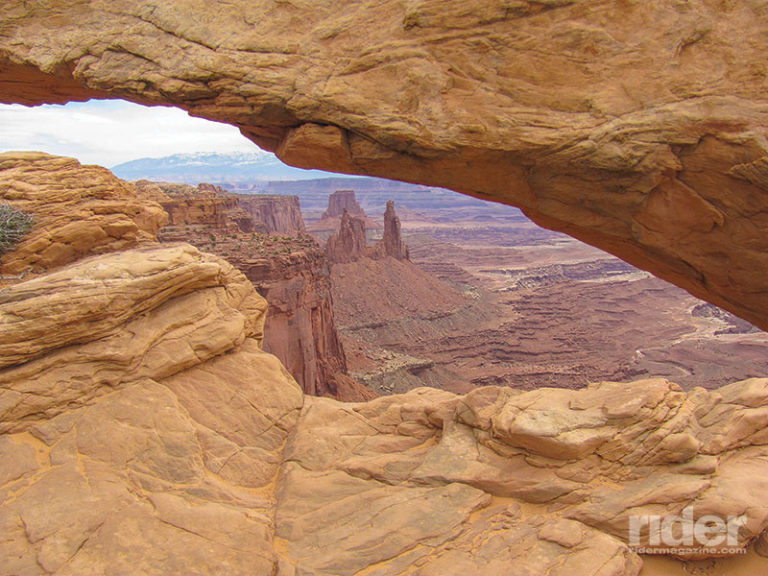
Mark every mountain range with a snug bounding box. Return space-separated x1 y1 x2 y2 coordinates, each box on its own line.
111 151 337 183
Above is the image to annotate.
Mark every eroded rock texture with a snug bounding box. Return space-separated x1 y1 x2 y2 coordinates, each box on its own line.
135 180 249 231
322 189 366 219
0 248 301 575
141 178 368 401
373 200 409 261
237 194 306 235
326 209 369 264
0 152 166 276
231 244 376 401
2 1 768 327
136 180 306 235
1 154 768 574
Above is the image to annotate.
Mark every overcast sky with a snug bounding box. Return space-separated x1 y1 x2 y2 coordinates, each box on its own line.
0 99 263 168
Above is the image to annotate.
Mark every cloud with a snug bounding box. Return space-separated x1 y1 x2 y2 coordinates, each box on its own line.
0 99 262 167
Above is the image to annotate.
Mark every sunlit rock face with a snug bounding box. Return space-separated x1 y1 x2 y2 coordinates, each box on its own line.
2 156 768 572
0 152 166 275
373 200 409 261
2 1 768 328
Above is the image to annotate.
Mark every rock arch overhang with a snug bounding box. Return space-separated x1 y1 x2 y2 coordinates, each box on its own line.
2 0 768 329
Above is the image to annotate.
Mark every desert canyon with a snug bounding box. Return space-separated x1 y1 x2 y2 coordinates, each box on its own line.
2 1 768 576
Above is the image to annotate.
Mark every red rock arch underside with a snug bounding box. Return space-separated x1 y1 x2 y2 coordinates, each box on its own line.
2 0 767 329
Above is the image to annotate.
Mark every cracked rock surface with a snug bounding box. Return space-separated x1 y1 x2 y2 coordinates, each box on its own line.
2 1 768 329
0 155 767 575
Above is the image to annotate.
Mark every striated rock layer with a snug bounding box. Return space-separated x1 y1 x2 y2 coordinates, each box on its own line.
148 192 370 401
322 189 366 220
2 244 768 574
135 180 249 232
136 180 306 235
373 199 410 261
2 1 768 327
237 194 306 235
1 153 768 574
0 152 166 277
230 242 376 402
325 209 369 264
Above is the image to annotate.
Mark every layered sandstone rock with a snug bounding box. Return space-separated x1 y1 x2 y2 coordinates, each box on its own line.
325 209 369 264
3 2 768 328
135 180 252 232
2 155 768 574
0 244 302 575
274 378 768 574
322 189 366 220
0 152 166 277
0 243 268 430
154 217 372 401
230 242 375 402
136 181 306 235
141 181 362 399
236 194 306 235
3 236 768 574
373 200 409 261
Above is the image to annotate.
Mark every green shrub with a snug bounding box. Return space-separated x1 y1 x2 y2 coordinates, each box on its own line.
0 204 33 256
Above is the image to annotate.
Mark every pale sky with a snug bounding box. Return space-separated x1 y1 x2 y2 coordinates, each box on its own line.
0 99 264 168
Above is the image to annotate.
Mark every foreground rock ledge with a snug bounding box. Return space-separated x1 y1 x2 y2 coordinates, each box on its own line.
2 2 768 329
2 244 768 574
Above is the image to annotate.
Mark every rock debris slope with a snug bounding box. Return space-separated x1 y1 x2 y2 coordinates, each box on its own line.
2 1 768 328
1 154 768 575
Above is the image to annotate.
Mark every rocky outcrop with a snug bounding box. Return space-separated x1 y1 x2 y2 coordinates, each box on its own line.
0 243 268 430
322 189 366 219
149 203 371 401
136 181 306 236
236 194 306 235
374 200 409 261
310 189 379 237
228 242 375 402
0 152 166 277
135 180 251 232
274 378 768 574
0 242 301 575
3 2 768 328
325 200 408 263
325 209 368 264
2 153 768 574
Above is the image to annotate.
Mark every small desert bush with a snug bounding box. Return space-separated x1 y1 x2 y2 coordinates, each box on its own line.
0 204 33 256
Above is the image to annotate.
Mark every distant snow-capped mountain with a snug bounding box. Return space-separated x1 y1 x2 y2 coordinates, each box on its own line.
111 151 336 184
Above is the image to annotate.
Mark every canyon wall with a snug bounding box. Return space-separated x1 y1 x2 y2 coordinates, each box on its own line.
322 189 366 219
147 183 371 401
236 194 306 235
233 246 374 401
135 180 248 231
135 181 305 235
325 209 369 264
4 154 768 573
2 1 767 329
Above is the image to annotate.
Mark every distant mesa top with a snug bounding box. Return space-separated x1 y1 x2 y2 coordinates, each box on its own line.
322 190 366 219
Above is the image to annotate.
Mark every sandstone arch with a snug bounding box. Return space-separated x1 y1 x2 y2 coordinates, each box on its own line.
2 0 768 328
